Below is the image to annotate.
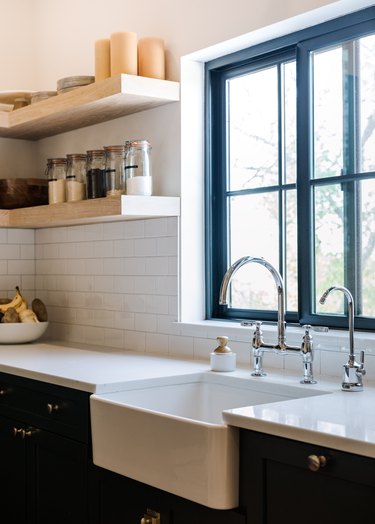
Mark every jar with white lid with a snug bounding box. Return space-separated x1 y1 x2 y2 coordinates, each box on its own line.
66 153 86 202
47 158 66 204
124 139 152 196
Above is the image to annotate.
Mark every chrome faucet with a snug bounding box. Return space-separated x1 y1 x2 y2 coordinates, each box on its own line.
319 285 365 391
219 256 316 384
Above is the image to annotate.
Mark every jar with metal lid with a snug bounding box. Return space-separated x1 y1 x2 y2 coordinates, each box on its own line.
124 139 152 196
104 145 126 196
66 153 87 202
46 158 67 204
86 150 106 199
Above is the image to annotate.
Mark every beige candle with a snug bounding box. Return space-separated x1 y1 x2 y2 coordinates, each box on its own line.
138 37 165 80
95 38 111 82
110 32 138 76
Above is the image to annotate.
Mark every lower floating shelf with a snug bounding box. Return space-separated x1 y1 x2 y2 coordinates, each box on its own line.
0 195 180 229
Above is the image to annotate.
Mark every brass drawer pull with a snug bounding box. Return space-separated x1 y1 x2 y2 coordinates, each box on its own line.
0 388 6 396
307 454 328 472
47 403 60 415
13 427 25 438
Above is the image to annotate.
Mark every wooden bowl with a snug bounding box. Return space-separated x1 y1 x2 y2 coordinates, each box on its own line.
0 178 48 209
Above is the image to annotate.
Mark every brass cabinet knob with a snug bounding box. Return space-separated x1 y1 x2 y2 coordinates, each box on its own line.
0 388 6 396
13 427 25 438
307 454 328 472
47 403 60 415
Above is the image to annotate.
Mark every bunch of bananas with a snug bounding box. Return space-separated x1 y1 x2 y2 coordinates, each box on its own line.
0 287 48 324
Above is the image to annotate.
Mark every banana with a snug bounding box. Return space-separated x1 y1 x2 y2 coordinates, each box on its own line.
0 286 28 314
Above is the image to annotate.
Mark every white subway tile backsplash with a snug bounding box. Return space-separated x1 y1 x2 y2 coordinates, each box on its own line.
8 259 35 276
0 245 20 259
144 218 168 238
135 313 158 333
7 229 34 245
113 238 135 257
145 333 169 354
1 217 362 371
134 238 158 256
169 335 194 359
20 244 35 260
123 330 146 352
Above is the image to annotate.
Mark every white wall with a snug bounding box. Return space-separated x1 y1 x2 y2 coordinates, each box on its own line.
0 0 338 90
2 0 375 379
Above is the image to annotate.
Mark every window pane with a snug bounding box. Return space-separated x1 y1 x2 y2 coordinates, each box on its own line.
360 35 375 173
229 193 279 310
312 47 343 179
314 184 344 314
228 66 278 191
284 62 297 184
285 189 297 311
361 179 375 316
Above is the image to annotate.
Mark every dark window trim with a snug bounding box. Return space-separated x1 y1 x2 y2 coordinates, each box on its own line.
205 6 375 330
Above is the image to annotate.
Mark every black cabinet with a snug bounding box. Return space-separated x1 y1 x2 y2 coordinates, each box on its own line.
240 429 375 524
0 372 91 524
92 467 246 524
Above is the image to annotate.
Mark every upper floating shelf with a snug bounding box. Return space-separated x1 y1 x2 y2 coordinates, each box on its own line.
0 74 180 140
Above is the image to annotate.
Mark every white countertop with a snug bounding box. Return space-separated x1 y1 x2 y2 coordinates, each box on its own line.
1 341 375 459
0 341 208 393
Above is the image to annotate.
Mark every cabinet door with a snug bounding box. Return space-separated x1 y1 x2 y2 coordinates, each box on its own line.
27 427 89 524
0 415 27 523
94 466 246 524
240 430 375 524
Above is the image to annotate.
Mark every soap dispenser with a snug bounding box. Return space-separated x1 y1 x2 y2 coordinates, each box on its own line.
210 336 236 372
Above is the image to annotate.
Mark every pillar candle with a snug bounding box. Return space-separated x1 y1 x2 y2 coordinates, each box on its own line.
110 32 138 76
138 37 165 80
95 38 111 82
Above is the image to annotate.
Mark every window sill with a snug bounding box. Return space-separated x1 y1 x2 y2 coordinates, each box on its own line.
176 319 375 354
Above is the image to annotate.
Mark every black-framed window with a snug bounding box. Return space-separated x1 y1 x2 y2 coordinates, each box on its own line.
206 7 375 330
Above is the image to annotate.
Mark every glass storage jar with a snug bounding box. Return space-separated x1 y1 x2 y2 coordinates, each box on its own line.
86 149 106 199
104 145 126 196
124 139 152 196
47 158 67 204
66 153 87 202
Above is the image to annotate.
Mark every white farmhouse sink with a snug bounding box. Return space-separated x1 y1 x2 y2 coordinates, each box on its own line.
90 372 328 509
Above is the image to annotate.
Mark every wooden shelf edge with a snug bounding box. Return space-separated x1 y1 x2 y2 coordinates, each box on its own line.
0 75 180 140
0 195 180 229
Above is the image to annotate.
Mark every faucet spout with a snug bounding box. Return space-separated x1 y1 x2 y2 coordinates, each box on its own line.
219 256 286 347
319 285 365 391
219 256 316 383
319 285 354 363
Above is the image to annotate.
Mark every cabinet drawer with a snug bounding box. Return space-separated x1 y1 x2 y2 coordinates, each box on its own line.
0 372 90 442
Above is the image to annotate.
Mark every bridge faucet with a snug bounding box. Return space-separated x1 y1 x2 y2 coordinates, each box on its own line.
319 285 365 391
219 256 316 384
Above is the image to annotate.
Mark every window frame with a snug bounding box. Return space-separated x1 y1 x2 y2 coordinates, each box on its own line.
205 6 375 330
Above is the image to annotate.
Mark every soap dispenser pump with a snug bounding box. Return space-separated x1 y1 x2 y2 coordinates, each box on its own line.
210 336 236 372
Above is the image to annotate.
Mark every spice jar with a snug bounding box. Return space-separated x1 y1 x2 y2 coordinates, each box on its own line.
104 145 126 196
86 149 106 199
47 158 67 204
125 140 152 196
66 153 87 202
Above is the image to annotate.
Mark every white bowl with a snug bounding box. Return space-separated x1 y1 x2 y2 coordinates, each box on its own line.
0 322 48 344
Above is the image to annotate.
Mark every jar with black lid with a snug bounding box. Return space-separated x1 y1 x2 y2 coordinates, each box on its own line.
86 149 106 199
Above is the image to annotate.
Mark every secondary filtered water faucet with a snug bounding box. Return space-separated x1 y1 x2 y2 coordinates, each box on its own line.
219 256 316 384
319 285 365 391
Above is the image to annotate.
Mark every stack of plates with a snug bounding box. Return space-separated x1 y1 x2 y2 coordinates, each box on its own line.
31 91 57 104
57 76 95 94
